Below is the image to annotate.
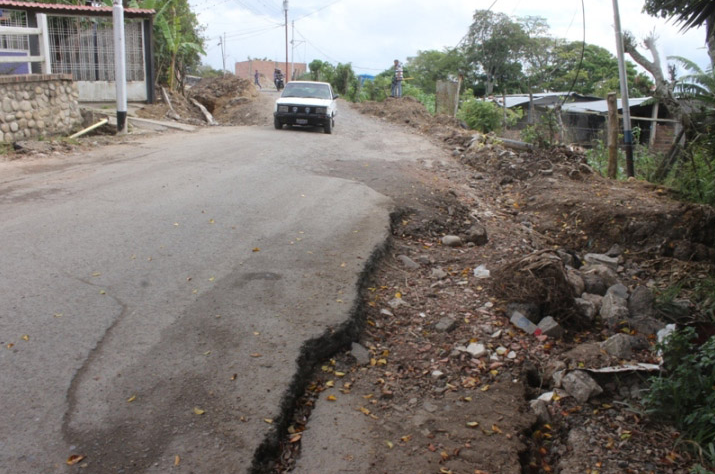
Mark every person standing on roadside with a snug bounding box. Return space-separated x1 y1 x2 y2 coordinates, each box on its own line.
254 70 261 89
391 59 403 98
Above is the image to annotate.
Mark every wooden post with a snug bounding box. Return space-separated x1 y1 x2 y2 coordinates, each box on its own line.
607 92 618 179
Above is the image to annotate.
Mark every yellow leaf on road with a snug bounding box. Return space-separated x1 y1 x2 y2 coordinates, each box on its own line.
252 248 260 252
193 407 205 415
466 421 479 428
385 440 394 449
174 455 180 466
209 219 215 224
127 394 137 403
327 395 337 401
21 335 29 341
289 433 302 443
264 418 273 424
334 371 346 377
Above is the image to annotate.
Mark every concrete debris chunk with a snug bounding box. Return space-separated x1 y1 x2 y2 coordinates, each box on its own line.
430 267 448 279
465 342 487 358
510 311 538 334
600 292 630 329
561 370 603 403
606 283 629 300
396 254 420 270
350 342 371 366
600 333 634 359
435 316 457 333
537 316 564 339
584 253 619 271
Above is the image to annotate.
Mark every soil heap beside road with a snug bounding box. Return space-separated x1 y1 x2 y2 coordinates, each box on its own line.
278 96 715 474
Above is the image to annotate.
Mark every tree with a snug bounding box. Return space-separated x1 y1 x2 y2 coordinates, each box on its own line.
405 49 462 95
156 6 204 91
308 59 334 82
462 10 529 95
643 0 715 67
545 42 652 97
332 63 356 97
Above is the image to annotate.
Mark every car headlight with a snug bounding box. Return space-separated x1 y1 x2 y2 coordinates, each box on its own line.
316 107 327 114
278 105 289 112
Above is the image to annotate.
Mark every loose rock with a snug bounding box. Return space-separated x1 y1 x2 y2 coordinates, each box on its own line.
561 370 603 403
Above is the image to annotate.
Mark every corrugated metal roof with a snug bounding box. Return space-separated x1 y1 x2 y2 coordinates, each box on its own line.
0 0 154 16
560 97 652 114
492 92 602 109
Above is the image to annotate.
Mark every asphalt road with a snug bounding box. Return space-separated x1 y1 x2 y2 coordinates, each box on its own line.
0 102 448 473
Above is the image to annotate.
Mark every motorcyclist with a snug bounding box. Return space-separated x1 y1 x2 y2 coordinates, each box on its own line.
274 69 284 90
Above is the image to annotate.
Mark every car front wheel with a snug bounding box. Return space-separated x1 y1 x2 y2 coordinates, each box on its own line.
274 117 282 130
324 117 334 134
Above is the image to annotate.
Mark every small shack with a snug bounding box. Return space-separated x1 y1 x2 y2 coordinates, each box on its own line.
492 92 677 151
0 0 155 102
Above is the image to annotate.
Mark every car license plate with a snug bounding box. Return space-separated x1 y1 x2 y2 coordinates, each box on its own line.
296 119 308 125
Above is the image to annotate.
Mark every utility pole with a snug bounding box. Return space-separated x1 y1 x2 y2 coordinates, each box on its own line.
290 21 304 80
112 0 127 134
283 0 288 83
220 33 227 75
612 0 635 177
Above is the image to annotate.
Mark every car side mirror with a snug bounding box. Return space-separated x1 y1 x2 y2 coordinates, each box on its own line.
333 94 340 99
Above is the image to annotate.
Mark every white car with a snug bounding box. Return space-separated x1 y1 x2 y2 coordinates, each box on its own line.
273 81 339 134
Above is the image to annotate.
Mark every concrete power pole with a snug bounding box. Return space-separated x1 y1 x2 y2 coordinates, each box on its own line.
612 0 635 177
283 0 288 83
112 0 127 134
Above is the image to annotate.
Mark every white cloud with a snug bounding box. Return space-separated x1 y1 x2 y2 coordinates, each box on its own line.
191 0 711 78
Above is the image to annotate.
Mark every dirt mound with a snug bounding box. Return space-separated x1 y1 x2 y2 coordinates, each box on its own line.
136 76 272 127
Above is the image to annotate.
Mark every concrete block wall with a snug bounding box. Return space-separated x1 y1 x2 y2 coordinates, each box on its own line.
0 74 82 143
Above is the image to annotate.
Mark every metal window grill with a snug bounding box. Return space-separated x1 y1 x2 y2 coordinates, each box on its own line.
0 9 31 74
0 9 29 50
47 15 144 82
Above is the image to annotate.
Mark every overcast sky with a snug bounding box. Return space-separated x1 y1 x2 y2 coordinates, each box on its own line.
189 0 711 79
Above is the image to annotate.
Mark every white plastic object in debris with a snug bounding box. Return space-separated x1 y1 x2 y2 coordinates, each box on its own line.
473 265 490 279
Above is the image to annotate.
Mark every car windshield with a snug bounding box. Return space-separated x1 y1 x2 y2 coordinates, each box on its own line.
281 83 332 99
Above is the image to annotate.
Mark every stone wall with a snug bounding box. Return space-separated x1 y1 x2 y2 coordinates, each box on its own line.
0 74 82 143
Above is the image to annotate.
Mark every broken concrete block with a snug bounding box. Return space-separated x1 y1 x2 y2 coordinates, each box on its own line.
600 333 634 359
435 316 457 333
606 283 629 300
600 292 630 329
584 253 619 271
530 399 552 423
510 311 537 334
561 370 603 403
466 342 487 358
537 316 564 339
350 342 371 365
574 297 597 324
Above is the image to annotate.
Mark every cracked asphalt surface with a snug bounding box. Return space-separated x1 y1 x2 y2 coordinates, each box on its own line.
0 103 450 473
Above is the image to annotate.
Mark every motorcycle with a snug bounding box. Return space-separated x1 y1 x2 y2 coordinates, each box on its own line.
275 77 284 91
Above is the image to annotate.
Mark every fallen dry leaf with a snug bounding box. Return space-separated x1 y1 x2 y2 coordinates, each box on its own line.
327 395 337 401
66 454 85 465
174 455 180 466
289 433 302 443
21 335 29 341
127 394 137 403
193 407 205 415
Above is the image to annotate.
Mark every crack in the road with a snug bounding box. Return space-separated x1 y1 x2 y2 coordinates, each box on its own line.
248 211 400 473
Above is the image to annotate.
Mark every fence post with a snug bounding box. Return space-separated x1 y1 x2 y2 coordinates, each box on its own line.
607 92 618 179
37 13 51 74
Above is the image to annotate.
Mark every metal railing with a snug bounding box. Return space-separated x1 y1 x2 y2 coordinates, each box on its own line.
0 12 51 74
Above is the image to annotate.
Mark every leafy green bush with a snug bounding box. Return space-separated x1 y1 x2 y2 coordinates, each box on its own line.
520 109 560 148
402 83 435 114
644 327 715 467
457 98 502 133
